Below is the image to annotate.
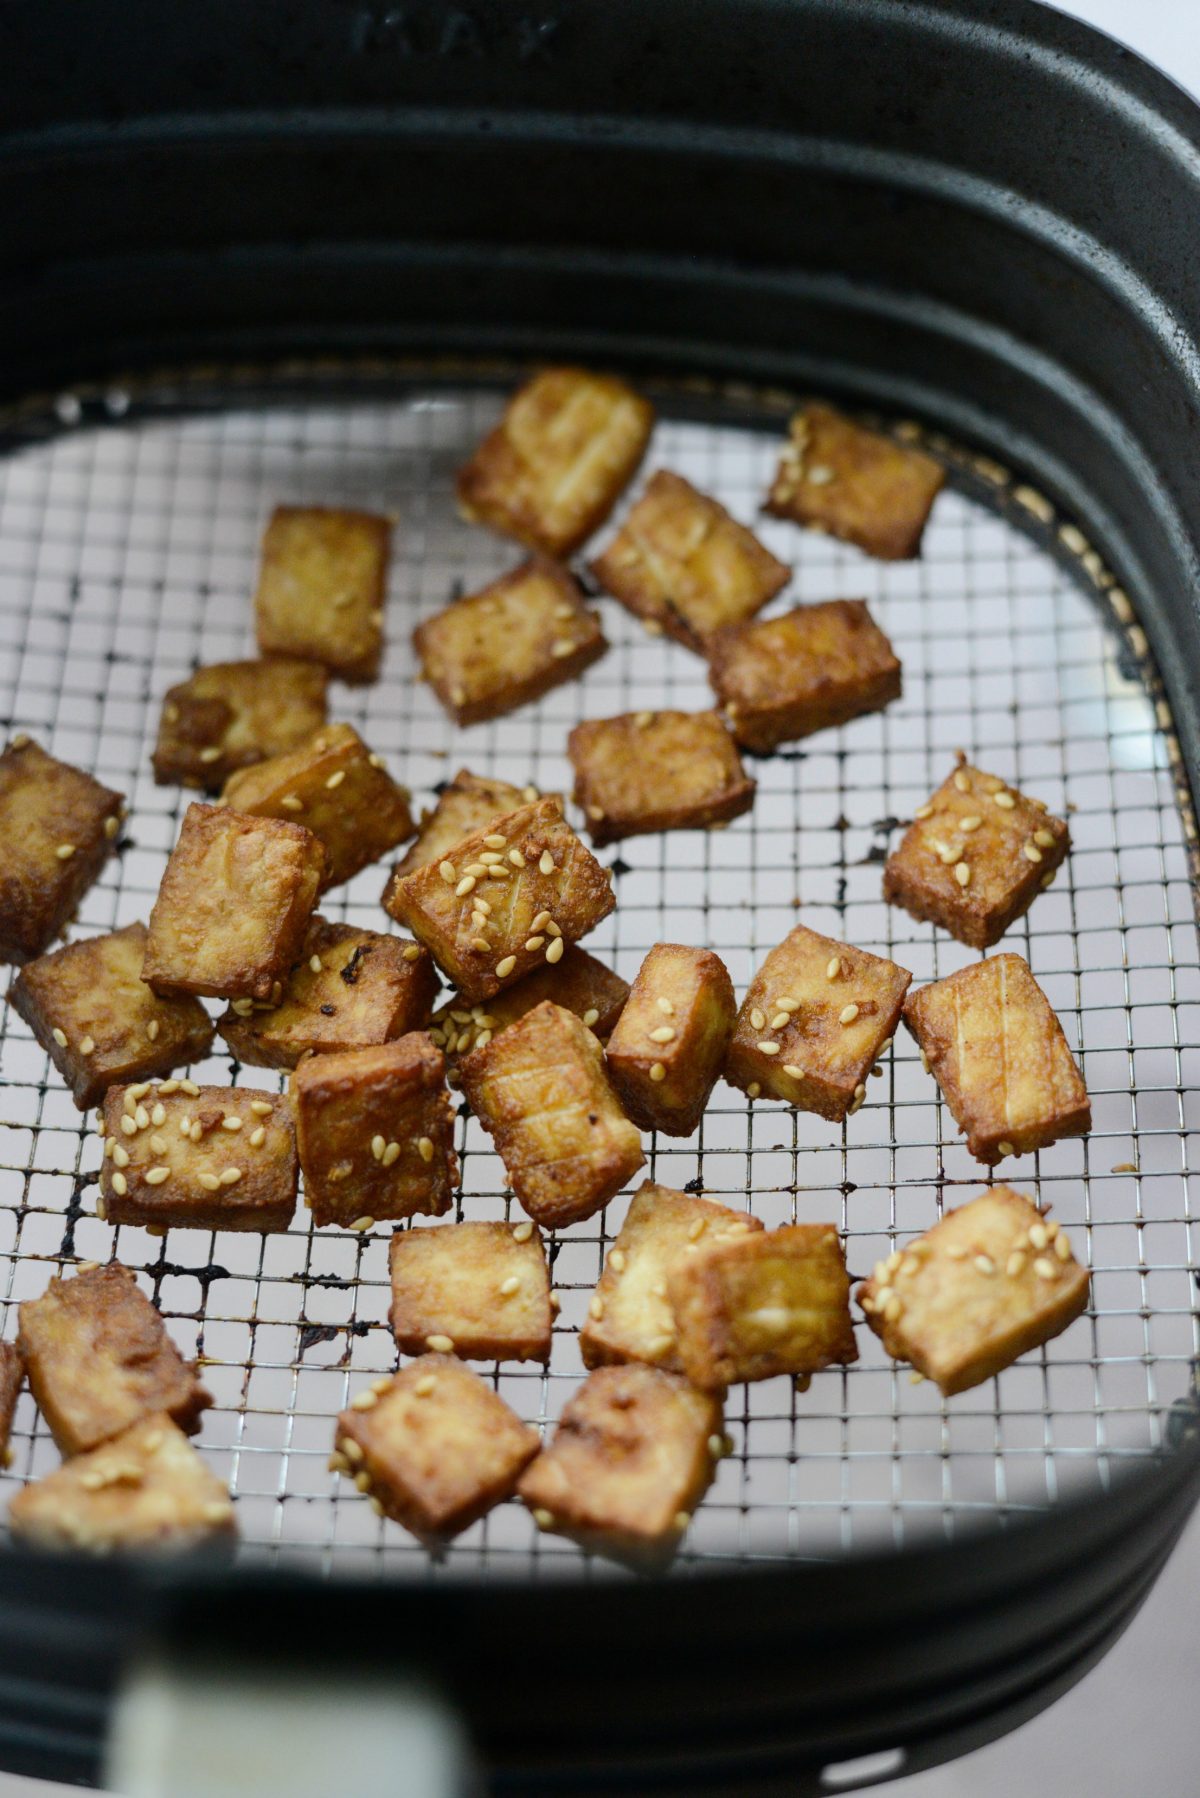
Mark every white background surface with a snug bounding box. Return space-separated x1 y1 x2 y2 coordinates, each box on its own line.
2 2 1198 1794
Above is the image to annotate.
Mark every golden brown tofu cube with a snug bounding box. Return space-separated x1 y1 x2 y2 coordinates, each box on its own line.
8 923 214 1110
221 723 414 892
605 944 735 1136
580 1182 762 1372
389 1220 552 1362
883 759 1071 949
384 796 615 1006
292 1033 457 1229
456 367 654 558
0 1341 24 1469
254 505 390 683
334 1357 539 1544
152 659 328 792
669 1224 857 1390
725 925 911 1120
590 469 789 651
99 1081 297 1233
764 403 945 560
707 599 902 753
414 558 607 727
18 1264 210 1456
519 1364 723 1568
0 737 124 965
459 1000 644 1229
391 769 538 882
8 1415 236 1555
431 944 629 1064
568 709 755 847
217 918 437 1071
904 954 1090 1164
857 1186 1091 1394
143 802 324 1002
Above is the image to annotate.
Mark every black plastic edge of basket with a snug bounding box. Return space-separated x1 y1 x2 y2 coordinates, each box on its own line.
2 0 1200 1789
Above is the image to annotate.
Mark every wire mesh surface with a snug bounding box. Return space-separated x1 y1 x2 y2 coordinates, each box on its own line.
0 374 1197 1577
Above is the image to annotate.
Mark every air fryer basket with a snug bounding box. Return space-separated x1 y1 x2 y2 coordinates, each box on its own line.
2 2 1200 1793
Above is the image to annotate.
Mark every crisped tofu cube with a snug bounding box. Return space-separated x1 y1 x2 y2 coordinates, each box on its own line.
431 944 629 1063
8 1415 236 1555
459 1000 644 1228
18 1264 209 1456
384 796 615 1005
590 469 789 651
414 558 607 727
254 505 390 683
334 1356 538 1543
707 599 901 753
0 1341 24 1469
217 918 437 1070
143 802 324 1001
568 709 755 846
292 1033 457 1228
669 1224 857 1389
580 1182 761 1372
857 1186 1090 1394
0 737 124 965
764 403 945 560
605 944 735 1136
391 768 538 882
883 758 1070 949
725 925 911 1120
456 367 654 558
519 1364 723 1567
8 923 214 1110
904 954 1090 1163
221 723 413 892
152 659 328 791
389 1220 551 1362
98 1081 297 1233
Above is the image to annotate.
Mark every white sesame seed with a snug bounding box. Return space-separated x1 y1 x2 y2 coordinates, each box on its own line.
1029 1222 1049 1250
120 1114 137 1136
954 769 970 793
189 1121 202 1143
222 1115 242 1132
371 1135 385 1162
220 1168 242 1185
1034 827 1056 848
649 1061 667 1082
438 861 456 884
545 937 564 965
382 1141 400 1167
414 1373 437 1397
955 861 971 887
780 1064 804 1080
250 1100 272 1116
914 803 934 821
1034 1256 1059 1281
531 910 551 933
750 1008 766 1031
770 1012 790 1031
974 1254 996 1275
51 1026 68 1048
402 944 421 963
417 1136 434 1163
960 815 982 832
478 851 502 866
589 1295 604 1319
1023 839 1043 863
249 1126 265 1148
839 1003 859 1026
145 1166 171 1185
1055 1232 1072 1262
1006 1251 1026 1277
76 1033 96 1057
582 1007 600 1028
551 639 576 659
508 848 527 870
55 843 76 861
827 957 841 980
511 1220 535 1245
280 794 304 812
325 769 346 790
495 955 517 978
994 790 1016 809
474 1029 492 1049
231 998 254 1016
112 1143 129 1168
351 1389 378 1411
746 1081 761 1098
350 1216 375 1233
539 850 555 876
134 1106 149 1129
532 1508 556 1530
471 936 492 953
150 1134 167 1156
426 1334 454 1353
455 874 477 897
198 1171 221 1192
649 1024 676 1043
110 1171 128 1195
524 936 545 951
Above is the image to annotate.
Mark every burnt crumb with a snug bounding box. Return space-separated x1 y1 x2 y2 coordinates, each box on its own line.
305 1272 354 1290
153 1261 233 1303
339 943 372 986
835 876 848 908
871 816 906 835
608 858 633 877
834 815 851 833
683 1176 705 1194
431 779 451 797
841 1181 858 1197
319 1003 336 1016
547 1238 562 1269
298 1319 373 1361
59 1177 94 1258
457 1101 472 1119
855 844 889 866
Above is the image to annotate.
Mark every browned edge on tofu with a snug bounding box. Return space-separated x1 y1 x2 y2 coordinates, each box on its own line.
568 709 756 847
605 943 736 1136
431 944 629 1068
390 769 540 883
255 505 391 683
388 1219 552 1362
0 1340 24 1469
152 659 329 791
764 402 945 561
0 738 125 966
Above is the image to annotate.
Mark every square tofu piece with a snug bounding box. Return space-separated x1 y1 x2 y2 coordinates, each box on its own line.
18 1263 209 1456
519 1364 723 1568
590 469 789 651
152 659 328 792
765 403 945 560
255 505 391 683
0 738 124 965
455 367 654 558
391 769 537 882
414 559 607 727
459 1000 644 1229
605 944 735 1136
143 802 324 1002
883 759 1071 949
431 945 629 1064
335 1356 539 1543
708 600 901 753
904 954 1090 1164
99 1082 297 1233
8 1415 236 1555
670 1224 857 1389
384 796 615 1006
221 723 414 892
726 925 911 1120
218 918 437 1070
292 1033 458 1228
568 710 755 847
8 923 214 1109
857 1186 1090 1394
389 1220 552 1362
0 1341 24 1469
580 1182 761 1372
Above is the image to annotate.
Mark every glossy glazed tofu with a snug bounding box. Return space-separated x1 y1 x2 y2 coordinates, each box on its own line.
764 402 945 560
430 945 629 1064
8 922 214 1109
391 769 538 882
254 505 391 682
604 944 735 1136
568 709 755 847
152 659 328 791
388 1220 552 1362
857 1186 1090 1394
0 737 124 965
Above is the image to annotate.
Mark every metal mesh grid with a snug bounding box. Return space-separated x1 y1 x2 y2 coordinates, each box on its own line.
0 374 1196 1577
